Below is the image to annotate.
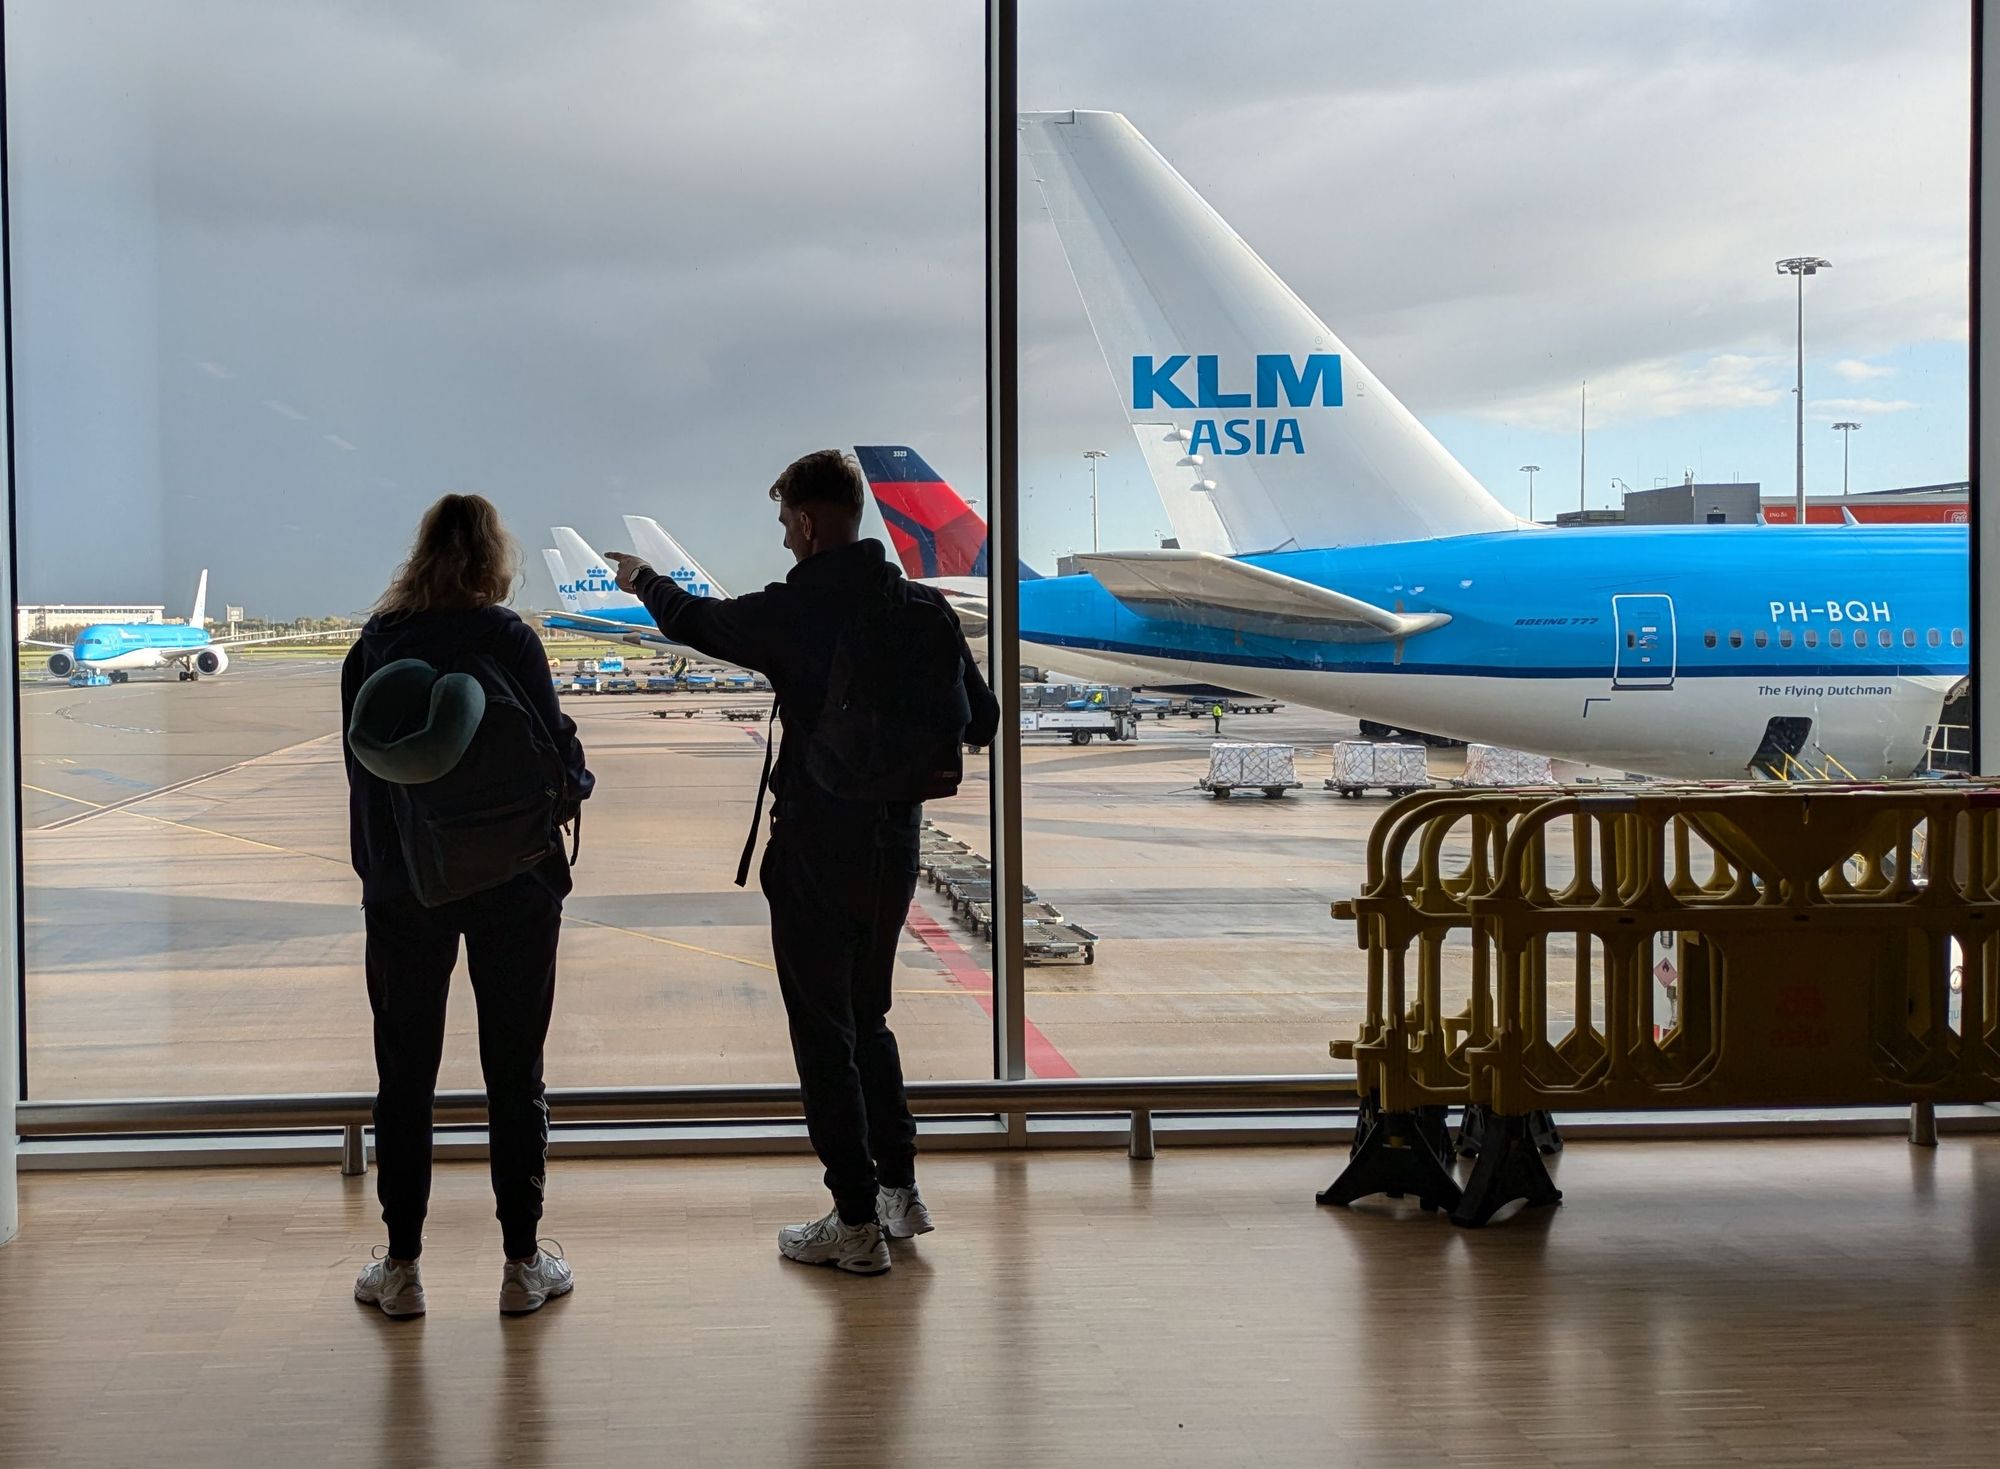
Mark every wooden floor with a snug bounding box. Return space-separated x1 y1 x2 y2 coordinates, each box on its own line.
4 1139 2000 1467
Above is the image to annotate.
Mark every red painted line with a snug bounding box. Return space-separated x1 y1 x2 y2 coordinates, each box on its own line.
904 903 1081 1080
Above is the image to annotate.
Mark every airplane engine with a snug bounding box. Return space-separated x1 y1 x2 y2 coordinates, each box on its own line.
46 652 74 677
194 647 228 676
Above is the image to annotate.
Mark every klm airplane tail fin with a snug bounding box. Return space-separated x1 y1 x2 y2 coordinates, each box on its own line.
543 550 584 613
854 445 1041 582
550 527 640 612
189 569 209 629
620 515 729 599
1019 110 1518 551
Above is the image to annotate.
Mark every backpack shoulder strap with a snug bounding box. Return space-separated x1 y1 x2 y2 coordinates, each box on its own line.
734 698 780 888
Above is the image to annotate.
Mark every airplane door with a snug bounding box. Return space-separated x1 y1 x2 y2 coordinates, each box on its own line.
1612 594 1677 690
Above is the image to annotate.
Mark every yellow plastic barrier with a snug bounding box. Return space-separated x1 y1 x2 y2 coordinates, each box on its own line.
1321 782 2000 1226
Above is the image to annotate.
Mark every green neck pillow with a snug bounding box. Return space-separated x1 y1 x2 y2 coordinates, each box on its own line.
348 658 486 785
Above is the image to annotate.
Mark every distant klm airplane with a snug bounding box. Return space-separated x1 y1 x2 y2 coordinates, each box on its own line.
22 570 353 685
539 520 727 648
1010 109 1968 778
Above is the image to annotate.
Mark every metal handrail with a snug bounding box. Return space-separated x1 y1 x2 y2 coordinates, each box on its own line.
16 1075 1356 1137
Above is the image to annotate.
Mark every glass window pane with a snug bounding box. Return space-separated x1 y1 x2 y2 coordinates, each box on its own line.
13 3 989 1098
1015 1 1969 1077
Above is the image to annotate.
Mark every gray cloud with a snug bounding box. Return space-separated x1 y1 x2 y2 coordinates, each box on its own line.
4 0 1970 613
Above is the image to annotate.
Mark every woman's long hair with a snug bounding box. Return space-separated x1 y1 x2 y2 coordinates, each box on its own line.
373 493 521 616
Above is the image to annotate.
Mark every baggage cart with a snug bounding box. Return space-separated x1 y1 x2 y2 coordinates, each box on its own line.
1459 743 1559 787
1327 740 1429 798
1199 742 1301 798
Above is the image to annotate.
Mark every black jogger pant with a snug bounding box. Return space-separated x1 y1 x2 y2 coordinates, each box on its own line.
760 811 922 1225
365 874 561 1260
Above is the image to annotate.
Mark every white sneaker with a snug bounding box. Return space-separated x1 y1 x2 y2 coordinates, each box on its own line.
777 1208 891 1275
499 1241 575 1315
876 1185 934 1239
354 1248 426 1319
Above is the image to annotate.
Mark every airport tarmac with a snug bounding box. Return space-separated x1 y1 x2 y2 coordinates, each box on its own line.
20 659 1465 1100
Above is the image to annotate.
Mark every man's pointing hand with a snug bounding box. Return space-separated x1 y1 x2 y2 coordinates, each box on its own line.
604 552 650 593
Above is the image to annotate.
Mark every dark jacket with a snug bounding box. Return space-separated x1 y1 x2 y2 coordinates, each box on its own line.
629 538 1000 818
341 604 594 904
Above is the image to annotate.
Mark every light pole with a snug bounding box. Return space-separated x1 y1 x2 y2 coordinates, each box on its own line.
1519 464 1540 521
1831 420 1859 498
1082 449 1107 553
1775 256 1831 525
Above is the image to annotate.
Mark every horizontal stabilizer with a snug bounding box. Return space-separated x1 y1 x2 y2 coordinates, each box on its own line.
1077 550 1449 644
539 610 677 648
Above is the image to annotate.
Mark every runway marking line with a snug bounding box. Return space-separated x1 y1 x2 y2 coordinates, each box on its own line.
35 731 342 832
25 782 348 863
565 913 777 972
20 783 106 810
903 902 1080 1080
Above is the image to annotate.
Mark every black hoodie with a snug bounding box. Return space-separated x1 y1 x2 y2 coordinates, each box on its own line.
340 604 593 904
628 538 999 820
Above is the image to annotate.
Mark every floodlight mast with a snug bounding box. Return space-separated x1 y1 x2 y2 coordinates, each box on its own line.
1080 448 1112 552
1776 256 1832 524
1832 420 1864 500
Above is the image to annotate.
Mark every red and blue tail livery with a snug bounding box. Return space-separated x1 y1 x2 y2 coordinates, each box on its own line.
855 445 1040 582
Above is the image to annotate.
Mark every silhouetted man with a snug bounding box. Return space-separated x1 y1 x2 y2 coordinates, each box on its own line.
608 450 998 1275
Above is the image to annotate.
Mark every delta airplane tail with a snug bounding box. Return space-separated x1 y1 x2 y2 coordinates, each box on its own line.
854 445 1040 582
621 515 730 600
1018 110 1518 551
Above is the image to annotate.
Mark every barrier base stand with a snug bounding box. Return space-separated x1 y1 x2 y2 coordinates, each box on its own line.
1319 1102 1462 1213
1455 1105 1565 1159
1348 1094 1452 1162
1530 1109 1564 1156
1450 1114 1563 1228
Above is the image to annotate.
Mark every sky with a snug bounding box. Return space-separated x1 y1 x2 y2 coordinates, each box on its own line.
4 0 1973 616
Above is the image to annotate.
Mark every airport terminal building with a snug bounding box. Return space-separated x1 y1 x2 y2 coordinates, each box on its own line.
3 6 2000 1467
14 602 164 640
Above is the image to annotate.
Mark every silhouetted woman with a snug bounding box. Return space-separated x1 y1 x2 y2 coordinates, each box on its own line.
341 493 592 1318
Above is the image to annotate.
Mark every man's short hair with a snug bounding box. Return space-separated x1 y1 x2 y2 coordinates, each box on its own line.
769 449 865 520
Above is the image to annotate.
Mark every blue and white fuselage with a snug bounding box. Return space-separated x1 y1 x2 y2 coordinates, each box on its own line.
1015 111 1971 779
62 622 228 675
1021 525 1967 777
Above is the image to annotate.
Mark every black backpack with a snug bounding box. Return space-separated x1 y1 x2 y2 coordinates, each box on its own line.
354 652 580 908
806 576 974 805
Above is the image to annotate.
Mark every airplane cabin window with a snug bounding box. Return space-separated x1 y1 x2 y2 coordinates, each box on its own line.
1878 628 1893 648
1703 631 1718 648
1830 629 1844 647
1805 630 1819 648
1928 628 1942 647
1626 632 1636 649
1903 629 1917 648
1953 628 1967 647
1728 631 1743 649
1754 630 1768 648
1779 629 1794 648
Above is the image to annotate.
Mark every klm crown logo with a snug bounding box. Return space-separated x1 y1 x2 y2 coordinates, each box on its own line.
1130 353 1341 457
